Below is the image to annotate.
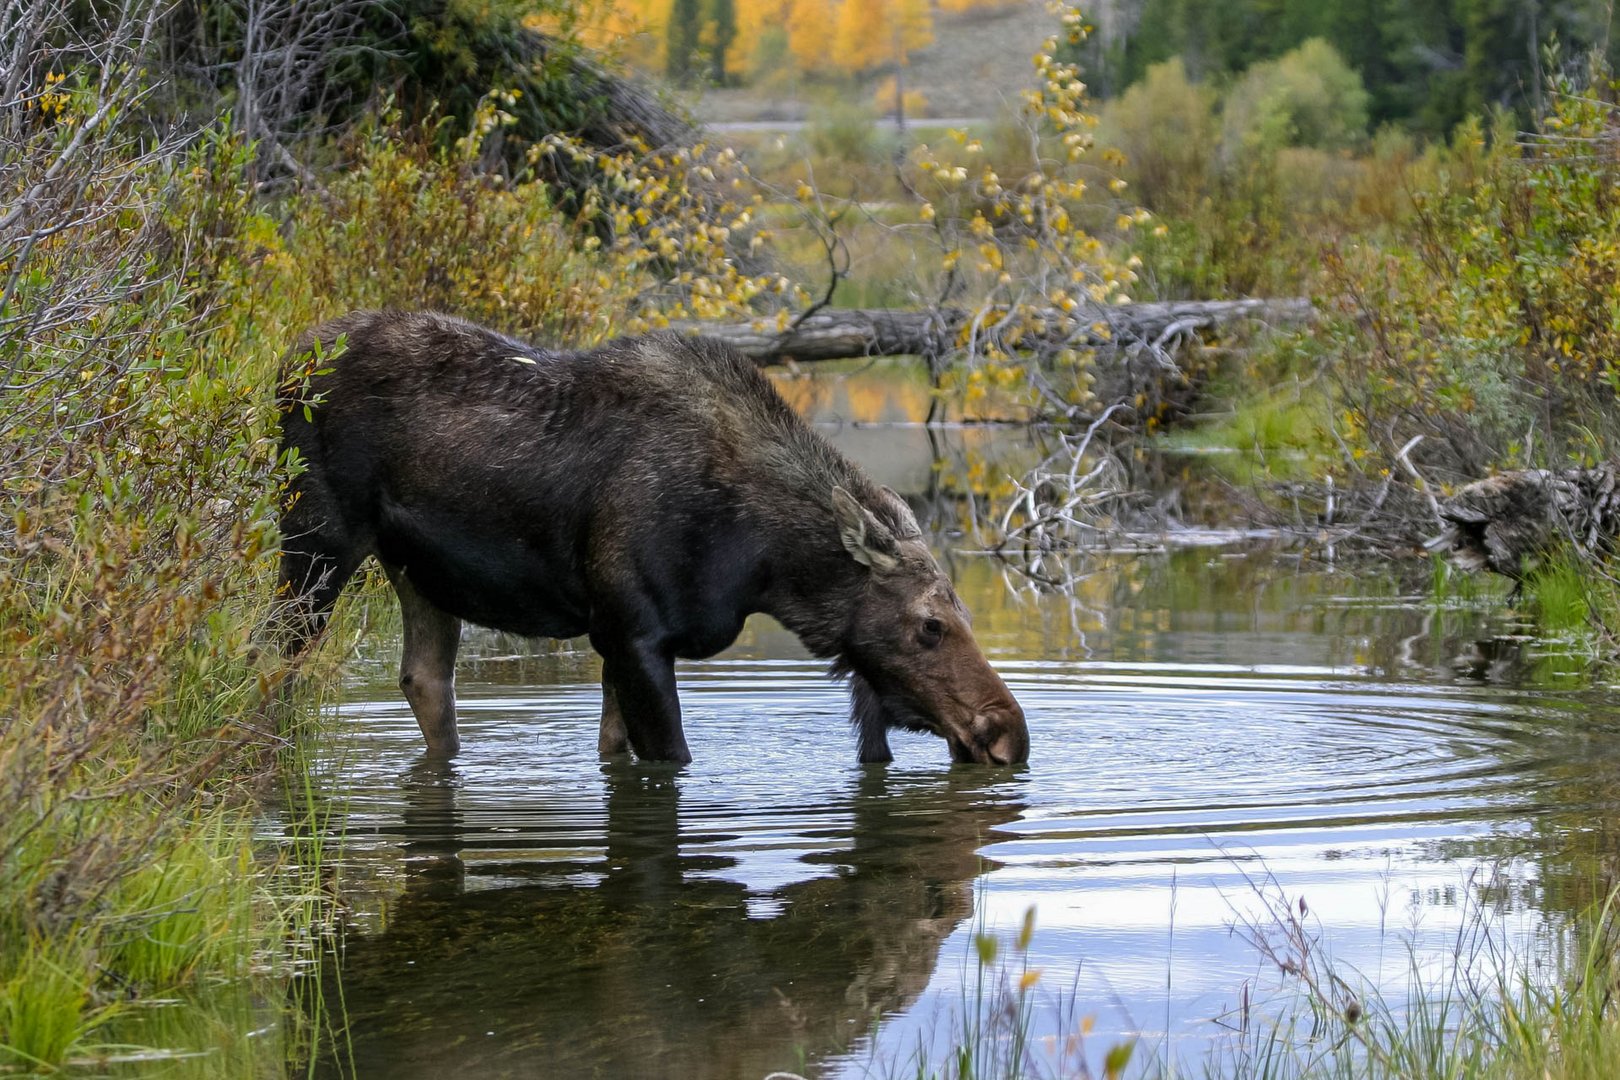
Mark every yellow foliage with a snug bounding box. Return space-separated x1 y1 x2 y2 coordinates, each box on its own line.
834 0 932 74
834 0 888 73
732 0 792 76
527 0 662 62
1326 88 1620 473
582 0 936 79
786 0 836 72
537 128 806 327
871 77 929 117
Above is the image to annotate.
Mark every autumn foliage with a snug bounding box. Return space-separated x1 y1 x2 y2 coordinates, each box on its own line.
565 0 1005 78
1324 68 1620 481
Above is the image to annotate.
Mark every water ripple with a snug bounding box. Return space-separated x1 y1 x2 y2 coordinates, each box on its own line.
305 570 1620 1080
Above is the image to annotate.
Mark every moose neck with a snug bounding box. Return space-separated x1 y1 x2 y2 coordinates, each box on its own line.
724 414 880 660
754 503 866 660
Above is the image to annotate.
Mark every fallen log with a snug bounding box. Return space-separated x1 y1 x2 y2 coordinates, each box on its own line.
673 298 1316 365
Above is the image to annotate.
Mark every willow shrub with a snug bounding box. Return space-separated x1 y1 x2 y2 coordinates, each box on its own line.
1 122 295 1068
267 99 624 344
0 78 653 1065
1322 62 1620 483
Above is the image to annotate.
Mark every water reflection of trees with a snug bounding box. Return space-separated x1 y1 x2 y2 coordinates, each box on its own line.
312 763 1024 1080
1414 691 1620 921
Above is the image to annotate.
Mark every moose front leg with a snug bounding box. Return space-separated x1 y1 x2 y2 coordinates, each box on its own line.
383 564 463 756
850 672 894 764
593 637 691 764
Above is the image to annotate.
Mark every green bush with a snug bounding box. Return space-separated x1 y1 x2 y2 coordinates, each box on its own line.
1 106 297 1066
1099 57 1218 212
268 107 617 343
1104 42 1378 298
1222 38 1371 156
1323 65 1620 479
806 96 888 165
0 68 645 1079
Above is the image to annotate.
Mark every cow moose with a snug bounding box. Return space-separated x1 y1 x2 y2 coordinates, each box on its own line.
275 311 1028 766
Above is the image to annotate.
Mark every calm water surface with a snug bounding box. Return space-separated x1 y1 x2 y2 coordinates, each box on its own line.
303 375 1620 1079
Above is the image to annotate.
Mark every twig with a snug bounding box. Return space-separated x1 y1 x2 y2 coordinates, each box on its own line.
1395 434 1444 527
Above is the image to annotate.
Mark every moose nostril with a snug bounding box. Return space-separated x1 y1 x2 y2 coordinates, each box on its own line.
986 711 1029 765
956 703 1028 765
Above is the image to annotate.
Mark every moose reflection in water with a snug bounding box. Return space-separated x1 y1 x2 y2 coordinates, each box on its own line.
312 761 1025 1080
276 312 1026 766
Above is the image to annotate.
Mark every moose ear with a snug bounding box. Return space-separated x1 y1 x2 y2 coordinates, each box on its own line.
876 485 923 539
831 487 901 572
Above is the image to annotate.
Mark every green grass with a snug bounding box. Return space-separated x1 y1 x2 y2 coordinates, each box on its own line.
1428 552 1489 605
0 942 100 1071
107 826 261 992
1162 381 1336 485
1525 556 1600 639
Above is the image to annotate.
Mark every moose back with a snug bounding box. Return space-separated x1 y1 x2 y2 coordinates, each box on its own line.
276 311 1027 766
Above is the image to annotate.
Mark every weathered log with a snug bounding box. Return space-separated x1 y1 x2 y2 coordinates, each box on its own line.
674 298 1316 365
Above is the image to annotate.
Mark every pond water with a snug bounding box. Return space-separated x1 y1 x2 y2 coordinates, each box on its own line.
301 367 1620 1079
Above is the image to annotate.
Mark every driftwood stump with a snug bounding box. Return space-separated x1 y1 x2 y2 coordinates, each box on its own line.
1427 464 1620 588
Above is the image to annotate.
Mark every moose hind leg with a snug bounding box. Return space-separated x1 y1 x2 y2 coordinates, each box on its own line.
275 543 365 656
384 564 463 756
275 469 366 656
598 675 631 756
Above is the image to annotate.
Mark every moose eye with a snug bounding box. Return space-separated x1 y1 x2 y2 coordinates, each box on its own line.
919 617 944 648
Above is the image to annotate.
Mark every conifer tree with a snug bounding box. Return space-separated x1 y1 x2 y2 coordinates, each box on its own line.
667 0 701 82
709 0 737 83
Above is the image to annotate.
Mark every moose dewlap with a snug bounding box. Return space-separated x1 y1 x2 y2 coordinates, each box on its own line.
275 311 1028 766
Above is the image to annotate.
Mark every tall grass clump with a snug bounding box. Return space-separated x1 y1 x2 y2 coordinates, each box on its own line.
1526 557 1595 639
1197 872 1620 1080
849 882 1620 1080
843 908 1135 1080
1513 553 1620 652
0 945 98 1071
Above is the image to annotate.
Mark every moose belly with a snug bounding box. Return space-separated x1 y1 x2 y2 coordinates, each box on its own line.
375 504 589 639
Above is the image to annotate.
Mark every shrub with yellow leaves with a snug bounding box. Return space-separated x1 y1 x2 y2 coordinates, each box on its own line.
895 3 1146 421
1323 56 1620 482
535 129 808 327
